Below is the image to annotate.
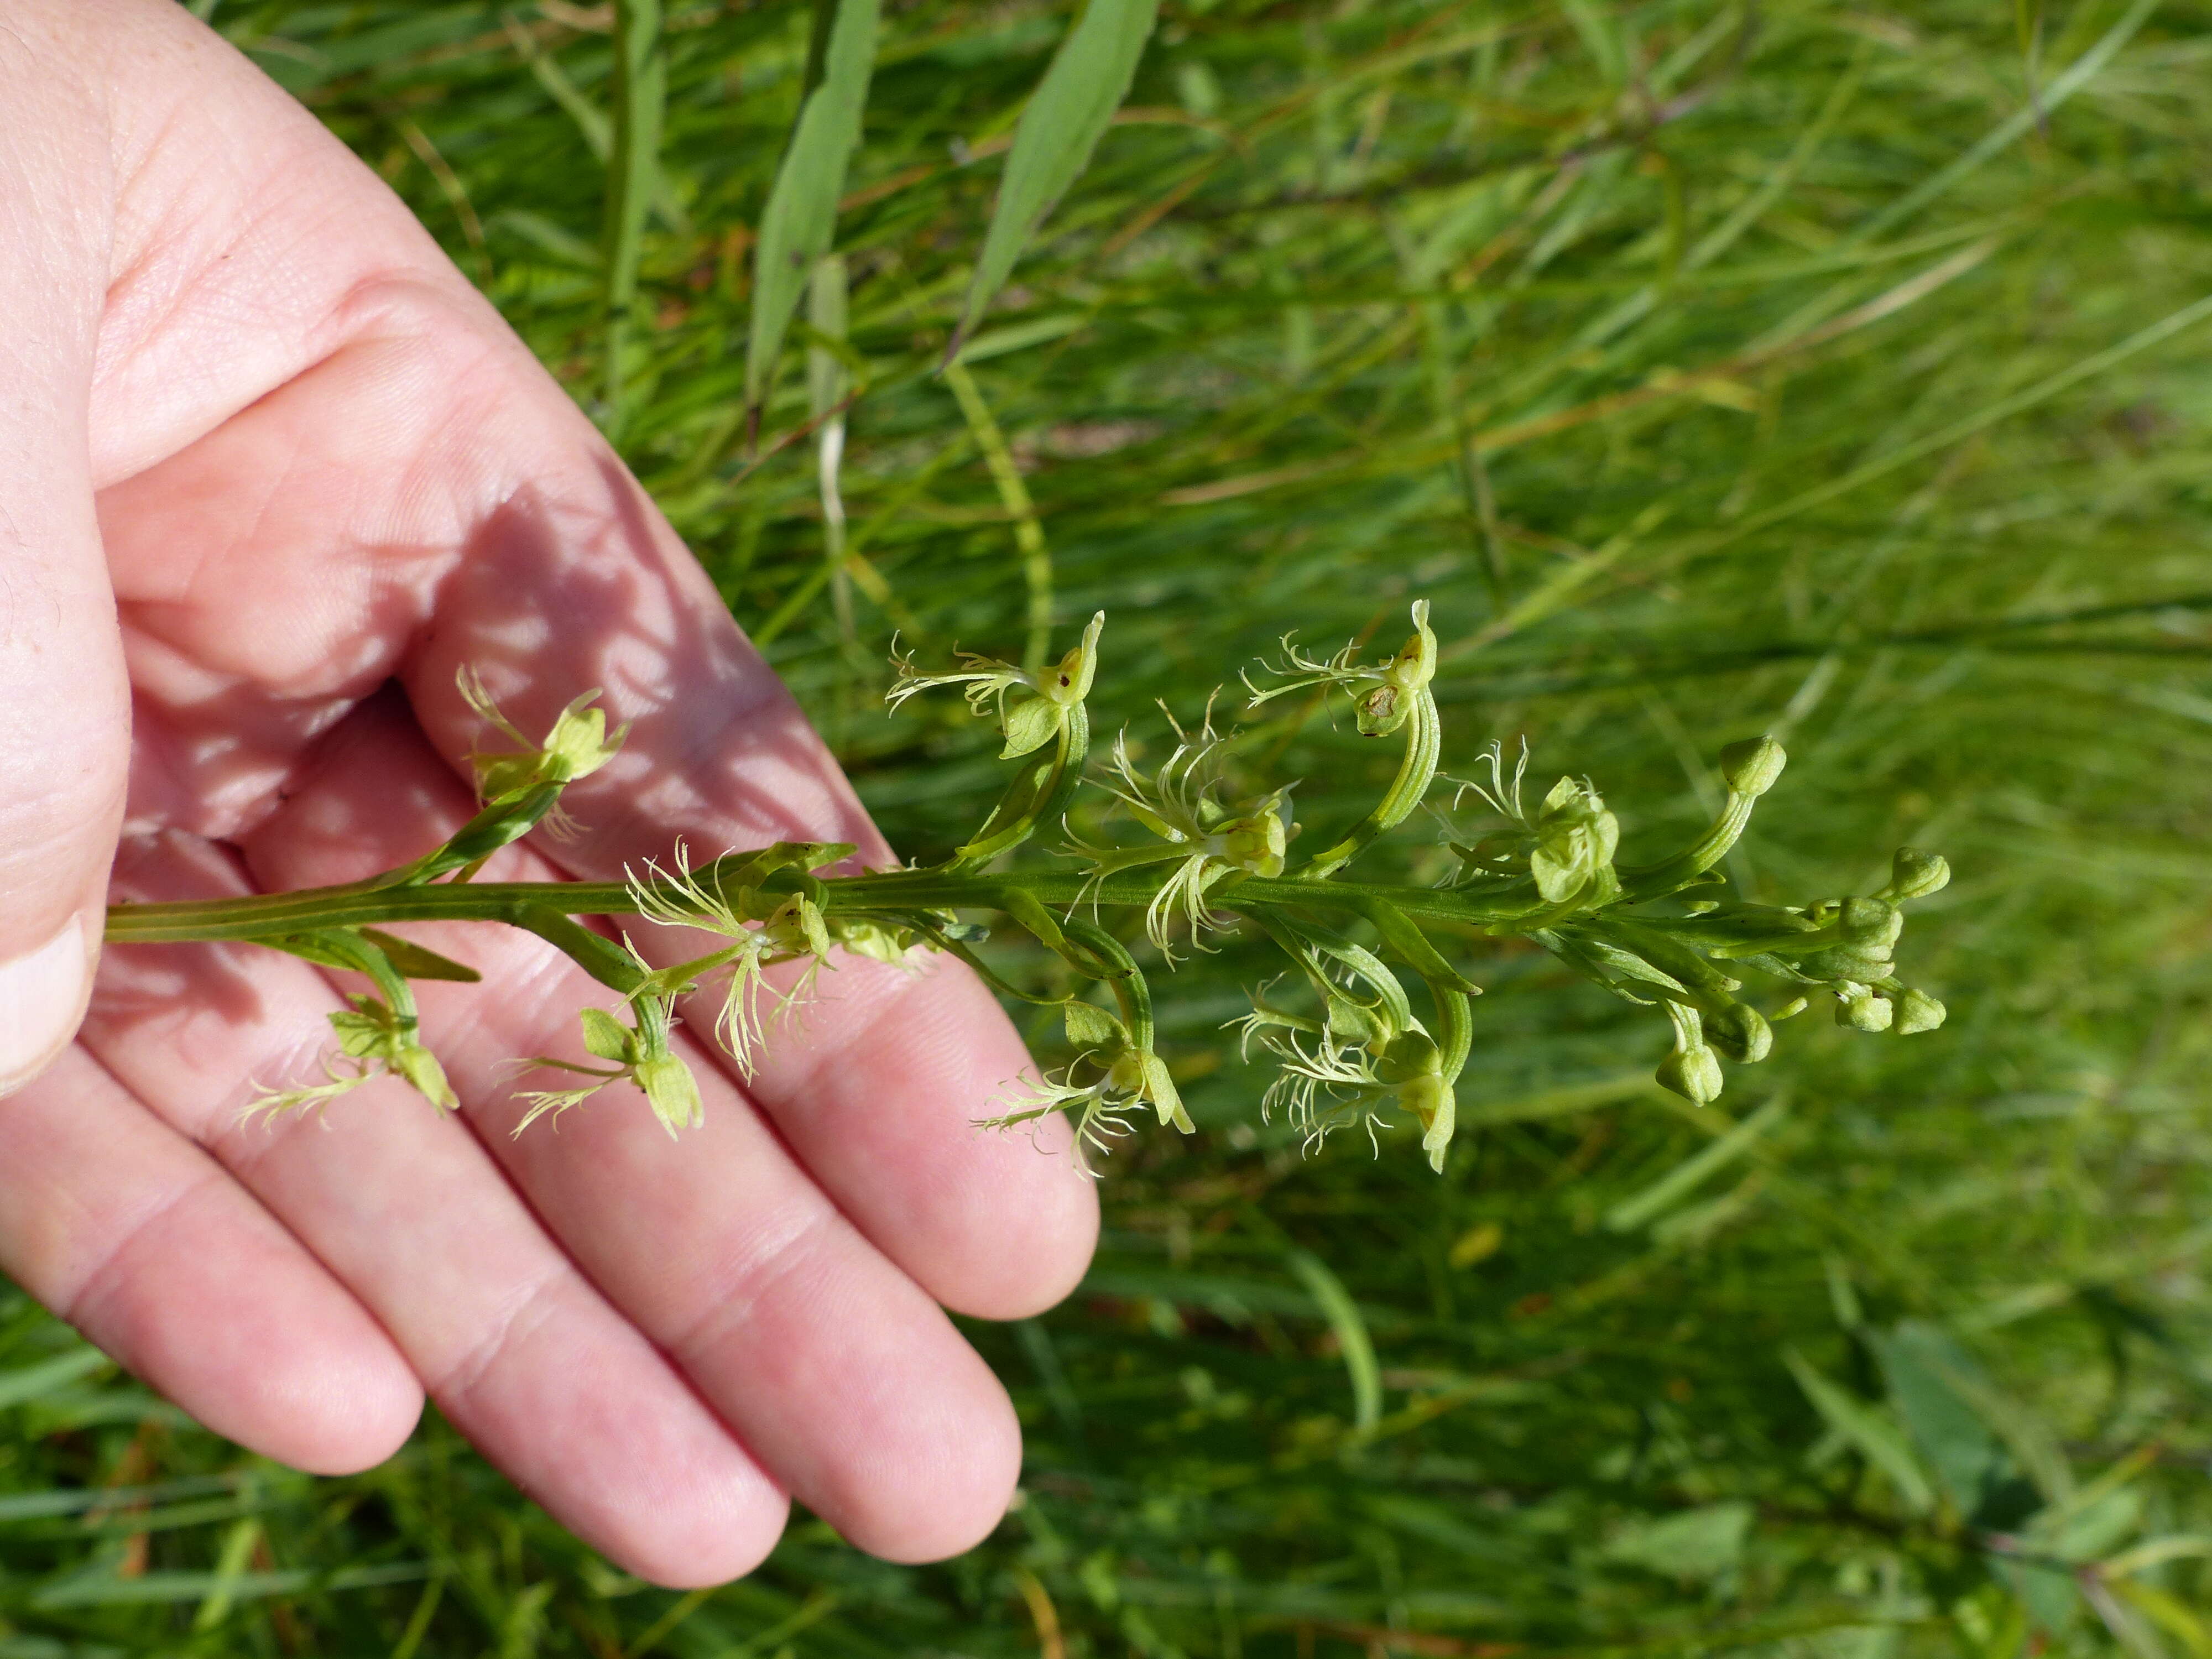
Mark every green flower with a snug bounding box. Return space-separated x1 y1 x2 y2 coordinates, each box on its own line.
1245 599 1438 736
983 997 1188 1173
458 668 628 809
1071 709 1293 958
624 841 839 1078
1451 744 1622 913
512 995 707 1139
253 992 458 1119
890 611 1104 759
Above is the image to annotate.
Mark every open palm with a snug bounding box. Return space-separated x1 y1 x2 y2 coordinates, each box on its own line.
0 0 1095 1584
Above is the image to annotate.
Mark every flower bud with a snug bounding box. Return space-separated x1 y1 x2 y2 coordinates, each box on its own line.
1798 945 1896 982
1717 735 1786 798
1656 1042 1724 1104
1893 987 1946 1035
1836 897 1903 954
1886 847 1951 901
1704 1001 1772 1064
1531 778 1621 905
1834 987 1893 1032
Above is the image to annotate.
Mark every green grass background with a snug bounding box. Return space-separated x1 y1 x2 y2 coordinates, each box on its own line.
5 0 2212 1651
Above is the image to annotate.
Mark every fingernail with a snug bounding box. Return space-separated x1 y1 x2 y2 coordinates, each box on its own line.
0 912 93 1095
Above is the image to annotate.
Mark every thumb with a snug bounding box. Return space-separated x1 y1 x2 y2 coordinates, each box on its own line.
0 34 131 1092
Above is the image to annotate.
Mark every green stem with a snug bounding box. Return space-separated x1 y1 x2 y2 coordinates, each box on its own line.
1295 692 1442 880
102 862 1551 949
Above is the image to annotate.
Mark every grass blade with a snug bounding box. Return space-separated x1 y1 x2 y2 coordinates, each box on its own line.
1287 1248 1381 1435
744 0 879 424
951 0 1160 352
0 1348 107 1411
602 0 667 426
942 359 1053 671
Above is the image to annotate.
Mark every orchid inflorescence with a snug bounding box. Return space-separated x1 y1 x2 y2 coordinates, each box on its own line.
109 603 1949 1174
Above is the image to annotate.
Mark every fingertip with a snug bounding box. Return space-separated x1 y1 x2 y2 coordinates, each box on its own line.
936 1102 1102 1322
824 1352 1024 1566
254 1354 424 1478
599 1474 791 1590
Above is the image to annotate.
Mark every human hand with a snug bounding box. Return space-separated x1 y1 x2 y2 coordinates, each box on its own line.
0 0 1096 1584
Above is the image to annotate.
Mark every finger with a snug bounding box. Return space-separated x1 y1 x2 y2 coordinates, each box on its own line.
0 22 136 1088
84 831 787 1586
0 1041 419 1474
242 697 1025 1564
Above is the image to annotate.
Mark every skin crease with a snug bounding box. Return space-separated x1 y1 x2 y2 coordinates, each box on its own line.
0 0 1098 1586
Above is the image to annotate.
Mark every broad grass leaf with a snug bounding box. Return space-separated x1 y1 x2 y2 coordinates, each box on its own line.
1599 1502 1752 1579
1783 1348 1937 1516
1867 1318 2026 1531
952 0 1159 351
745 0 879 414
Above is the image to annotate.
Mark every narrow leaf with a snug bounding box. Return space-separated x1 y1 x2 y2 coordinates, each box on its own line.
0 1348 108 1411
745 0 879 416
357 928 482 984
952 0 1159 351
602 0 667 421
1288 1249 1381 1434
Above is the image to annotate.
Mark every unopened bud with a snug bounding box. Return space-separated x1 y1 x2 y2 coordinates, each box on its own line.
1894 988 1946 1035
1886 847 1950 901
1717 735 1786 797
1835 988 1893 1033
1799 945 1897 983
1704 1001 1772 1064
1656 1042 1724 1104
1836 897 1903 953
